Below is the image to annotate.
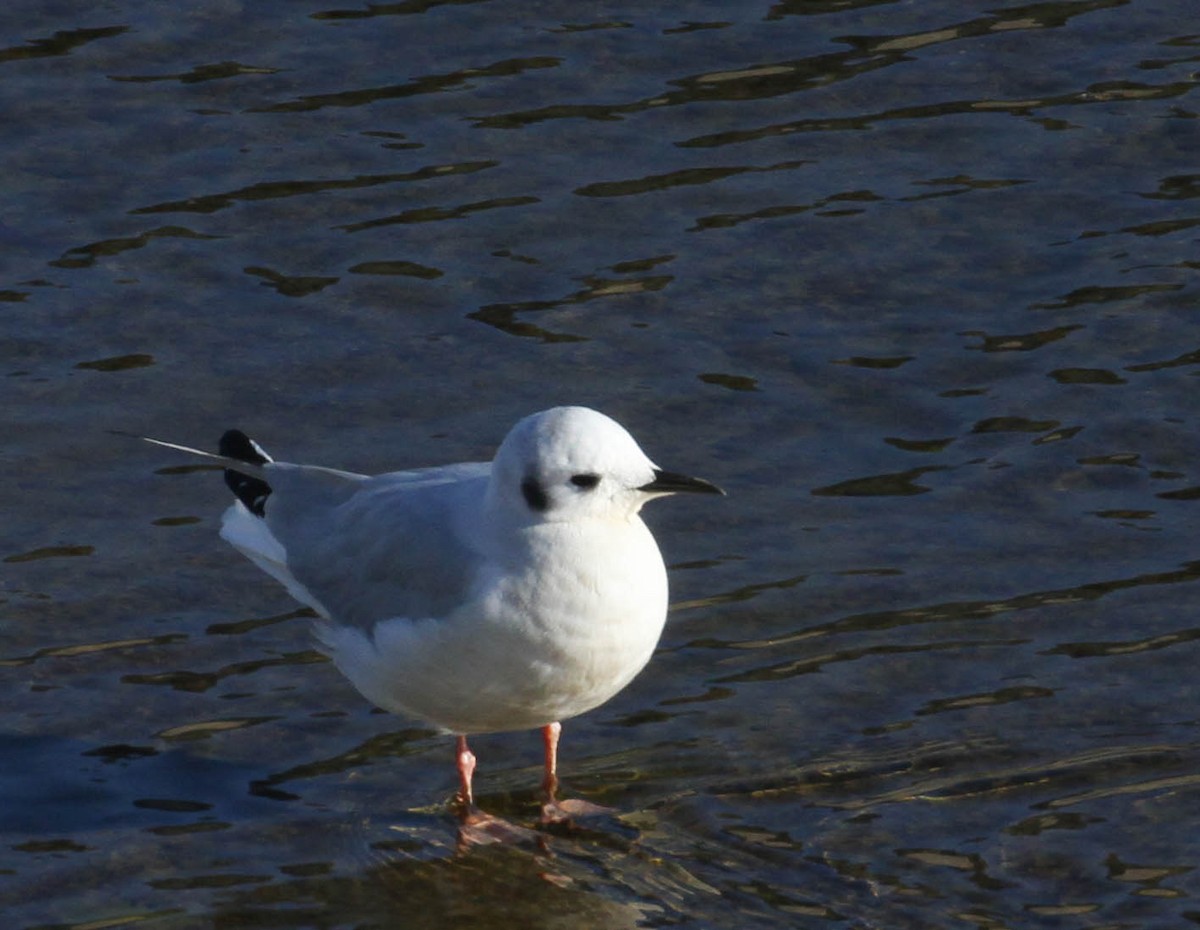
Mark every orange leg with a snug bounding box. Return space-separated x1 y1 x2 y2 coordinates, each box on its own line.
541 721 562 803
539 721 610 824
455 734 477 809
453 734 540 847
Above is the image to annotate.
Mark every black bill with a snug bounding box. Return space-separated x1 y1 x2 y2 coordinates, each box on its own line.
639 469 725 496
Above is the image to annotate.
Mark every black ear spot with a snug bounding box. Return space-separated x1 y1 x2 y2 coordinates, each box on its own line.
521 477 549 512
570 473 600 490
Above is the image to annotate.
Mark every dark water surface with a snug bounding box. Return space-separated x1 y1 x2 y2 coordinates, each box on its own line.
4 0 1200 927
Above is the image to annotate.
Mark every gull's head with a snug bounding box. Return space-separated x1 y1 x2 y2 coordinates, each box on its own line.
488 406 723 523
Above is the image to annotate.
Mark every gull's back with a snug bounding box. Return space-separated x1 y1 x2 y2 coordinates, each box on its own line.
221 460 492 627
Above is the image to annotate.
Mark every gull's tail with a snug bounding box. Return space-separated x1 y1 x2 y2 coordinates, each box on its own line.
218 430 273 517
139 430 330 618
139 431 274 517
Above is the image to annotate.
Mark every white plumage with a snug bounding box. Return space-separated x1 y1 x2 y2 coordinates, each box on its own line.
148 406 722 828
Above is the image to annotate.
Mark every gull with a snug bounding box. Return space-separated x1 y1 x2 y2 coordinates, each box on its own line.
145 406 722 835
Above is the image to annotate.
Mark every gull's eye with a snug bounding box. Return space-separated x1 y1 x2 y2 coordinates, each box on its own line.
570 473 600 490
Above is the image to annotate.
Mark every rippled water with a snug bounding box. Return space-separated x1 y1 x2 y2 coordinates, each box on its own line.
4 0 1200 927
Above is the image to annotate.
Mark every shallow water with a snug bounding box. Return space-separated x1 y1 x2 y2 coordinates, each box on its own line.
4 0 1200 927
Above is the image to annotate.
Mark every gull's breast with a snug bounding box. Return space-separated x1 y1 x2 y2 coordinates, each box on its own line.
340 518 671 735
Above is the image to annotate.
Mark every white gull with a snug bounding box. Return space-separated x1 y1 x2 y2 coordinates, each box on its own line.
147 406 722 831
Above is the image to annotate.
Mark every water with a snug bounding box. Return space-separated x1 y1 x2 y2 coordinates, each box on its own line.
3 0 1200 926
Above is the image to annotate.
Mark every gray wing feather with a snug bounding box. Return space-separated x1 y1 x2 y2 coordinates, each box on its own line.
261 461 491 628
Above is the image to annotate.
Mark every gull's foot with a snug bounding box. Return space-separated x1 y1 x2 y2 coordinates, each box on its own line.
457 808 542 848
540 797 614 826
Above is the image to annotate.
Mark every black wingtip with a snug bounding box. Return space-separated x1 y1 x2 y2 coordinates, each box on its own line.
219 429 272 465
219 430 273 517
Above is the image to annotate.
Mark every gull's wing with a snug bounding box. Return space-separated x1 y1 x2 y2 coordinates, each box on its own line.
221 461 493 629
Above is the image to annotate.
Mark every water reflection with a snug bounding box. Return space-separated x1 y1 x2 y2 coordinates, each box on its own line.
252 57 561 113
0 25 128 64
220 842 655 929
688 558 1200 651
130 160 498 215
468 270 673 342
